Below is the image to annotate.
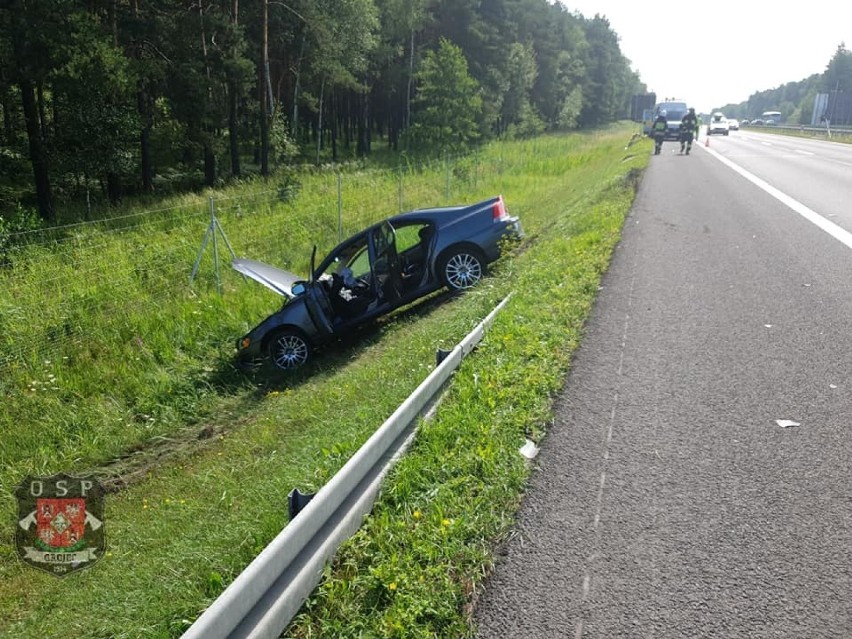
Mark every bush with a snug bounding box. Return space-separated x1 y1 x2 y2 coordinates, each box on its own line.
0 204 42 265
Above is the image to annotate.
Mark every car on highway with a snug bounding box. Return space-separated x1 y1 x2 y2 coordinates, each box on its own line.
233 195 523 370
727 118 739 131
708 112 730 135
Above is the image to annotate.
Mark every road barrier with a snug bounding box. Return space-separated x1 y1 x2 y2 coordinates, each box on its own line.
181 294 513 639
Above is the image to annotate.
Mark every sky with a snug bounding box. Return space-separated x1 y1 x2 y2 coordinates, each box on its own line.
559 1 852 114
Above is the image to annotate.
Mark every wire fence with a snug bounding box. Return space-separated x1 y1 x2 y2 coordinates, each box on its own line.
0 151 506 371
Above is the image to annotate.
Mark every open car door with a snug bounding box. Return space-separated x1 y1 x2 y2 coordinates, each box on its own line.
303 246 334 337
371 222 402 303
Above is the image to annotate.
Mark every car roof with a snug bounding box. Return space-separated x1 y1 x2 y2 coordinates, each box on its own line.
387 206 472 231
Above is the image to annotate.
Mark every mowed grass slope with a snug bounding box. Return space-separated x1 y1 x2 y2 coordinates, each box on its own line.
0 124 649 638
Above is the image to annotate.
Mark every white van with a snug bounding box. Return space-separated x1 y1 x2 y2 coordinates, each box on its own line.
651 100 689 140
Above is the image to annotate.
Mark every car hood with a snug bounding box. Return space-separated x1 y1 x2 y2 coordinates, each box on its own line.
232 258 304 299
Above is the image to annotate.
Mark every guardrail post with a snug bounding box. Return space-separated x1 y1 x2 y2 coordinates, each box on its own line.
288 488 316 520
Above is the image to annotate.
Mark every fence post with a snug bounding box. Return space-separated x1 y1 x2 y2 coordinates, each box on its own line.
337 171 343 242
190 195 238 293
445 151 451 200
474 154 479 189
211 197 220 291
398 165 404 213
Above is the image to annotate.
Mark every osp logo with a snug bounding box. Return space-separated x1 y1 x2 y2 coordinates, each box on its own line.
16 473 105 576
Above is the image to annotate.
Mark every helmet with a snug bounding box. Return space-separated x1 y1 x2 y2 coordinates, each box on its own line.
688 107 695 113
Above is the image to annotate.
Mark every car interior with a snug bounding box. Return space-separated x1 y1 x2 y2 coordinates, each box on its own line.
318 221 436 323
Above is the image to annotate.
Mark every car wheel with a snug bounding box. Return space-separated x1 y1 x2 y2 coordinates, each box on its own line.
439 246 486 290
266 329 311 370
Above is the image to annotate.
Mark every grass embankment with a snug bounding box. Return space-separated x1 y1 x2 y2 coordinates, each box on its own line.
0 124 648 638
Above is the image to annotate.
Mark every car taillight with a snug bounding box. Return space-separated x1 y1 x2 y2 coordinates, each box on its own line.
492 196 507 222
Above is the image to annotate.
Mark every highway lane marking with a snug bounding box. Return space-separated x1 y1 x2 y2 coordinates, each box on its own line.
796 150 815 156
700 145 852 251
574 238 640 639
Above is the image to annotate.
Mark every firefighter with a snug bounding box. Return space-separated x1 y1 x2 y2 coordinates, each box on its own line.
679 107 701 154
651 110 668 155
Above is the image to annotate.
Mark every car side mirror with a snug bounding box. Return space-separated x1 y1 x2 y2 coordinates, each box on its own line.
291 282 307 296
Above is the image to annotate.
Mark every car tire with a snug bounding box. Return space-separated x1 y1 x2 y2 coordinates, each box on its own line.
438 246 486 290
266 329 312 370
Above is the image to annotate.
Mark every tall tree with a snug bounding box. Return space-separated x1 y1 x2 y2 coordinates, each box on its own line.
50 16 139 204
577 14 634 126
297 0 377 163
0 0 66 220
371 0 431 150
421 0 499 134
410 38 482 152
821 43 852 93
500 42 542 137
159 0 236 186
226 0 249 177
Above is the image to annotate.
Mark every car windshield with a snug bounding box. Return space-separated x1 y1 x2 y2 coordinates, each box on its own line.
658 103 686 119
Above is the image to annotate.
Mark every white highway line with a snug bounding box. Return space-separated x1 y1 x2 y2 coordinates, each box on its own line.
700 144 852 250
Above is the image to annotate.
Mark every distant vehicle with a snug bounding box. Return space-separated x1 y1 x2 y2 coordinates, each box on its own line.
752 119 765 126
728 118 739 130
233 196 523 370
761 111 781 125
651 100 689 140
740 119 750 126
708 112 730 136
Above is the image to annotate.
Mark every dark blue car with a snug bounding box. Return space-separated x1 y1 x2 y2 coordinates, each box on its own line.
234 195 522 370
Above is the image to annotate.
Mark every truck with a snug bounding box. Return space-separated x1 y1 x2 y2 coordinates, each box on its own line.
645 100 689 140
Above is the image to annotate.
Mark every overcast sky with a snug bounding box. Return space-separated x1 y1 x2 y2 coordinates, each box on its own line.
559 1 852 114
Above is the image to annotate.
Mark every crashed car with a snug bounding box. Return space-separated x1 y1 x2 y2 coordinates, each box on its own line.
234 195 522 370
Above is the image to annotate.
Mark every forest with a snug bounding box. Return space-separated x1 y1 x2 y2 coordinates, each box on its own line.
0 0 645 224
719 43 852 126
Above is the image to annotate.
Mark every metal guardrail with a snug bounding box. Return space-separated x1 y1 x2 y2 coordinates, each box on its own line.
181 294 513 639
742 123 852 138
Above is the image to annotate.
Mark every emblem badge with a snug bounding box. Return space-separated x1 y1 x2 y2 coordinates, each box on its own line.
16 474 105 576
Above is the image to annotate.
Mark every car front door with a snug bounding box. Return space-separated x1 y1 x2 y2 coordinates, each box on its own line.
303 246 334 337
370 222 402 304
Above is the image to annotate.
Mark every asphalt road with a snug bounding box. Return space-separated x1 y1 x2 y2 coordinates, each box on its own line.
473 133 852 638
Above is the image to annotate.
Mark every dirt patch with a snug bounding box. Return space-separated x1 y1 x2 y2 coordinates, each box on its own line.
90 419 242 493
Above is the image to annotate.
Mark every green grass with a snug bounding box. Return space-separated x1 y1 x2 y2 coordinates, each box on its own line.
0 124 649 638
